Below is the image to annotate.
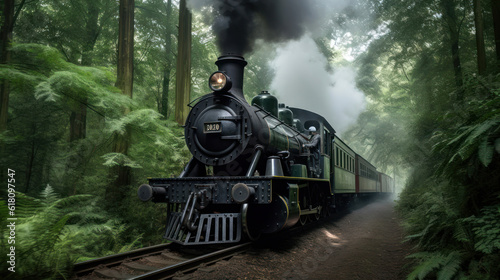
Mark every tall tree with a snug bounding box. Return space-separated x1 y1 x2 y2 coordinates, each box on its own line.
161 0 174 119
492 0 500 67
106 0 135 203
115 0 134 99
440 0 464 90
12 0 116 141
473 0 486 75
0 0 15 132
70 1 110 142
174 0 192 125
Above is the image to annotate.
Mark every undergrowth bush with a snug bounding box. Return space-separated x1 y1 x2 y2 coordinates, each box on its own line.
0 185 137 279
397 73 500 280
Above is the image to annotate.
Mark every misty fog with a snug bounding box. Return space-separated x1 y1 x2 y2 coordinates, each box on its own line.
270 34 366 135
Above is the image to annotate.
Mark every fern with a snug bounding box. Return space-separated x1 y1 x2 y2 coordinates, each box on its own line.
478 138 494 167
431 85 500 178
407 252 444 280
407 251 462 280
400 73 500 280
464 204 500 254
436 251 462 280
102 152 143 168
1 186 137 278
40 184 59 206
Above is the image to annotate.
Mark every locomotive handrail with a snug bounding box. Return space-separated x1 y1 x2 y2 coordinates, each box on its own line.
246 146 263 177
253 104 275 119
218 115 242 121
180 192 199 232
277 150 291 159
296 131 310 141
270 121 285 130
187 95 205 108
254 104 308 142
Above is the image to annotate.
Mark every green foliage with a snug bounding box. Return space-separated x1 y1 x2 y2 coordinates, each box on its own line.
1 186 139 279
397 175 470 280
103 108 190 177
407 251 463 280
1 186 87 278
1 44 122 195
402 187 458 250
464 205 500 255
353 0 500 278
1 42 190 193
34 67 128 116
0 42 183 279
396 73 500 279
15 0 118 66
433 75 500 175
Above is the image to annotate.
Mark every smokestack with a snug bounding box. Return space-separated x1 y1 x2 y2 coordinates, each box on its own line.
215 55 247 99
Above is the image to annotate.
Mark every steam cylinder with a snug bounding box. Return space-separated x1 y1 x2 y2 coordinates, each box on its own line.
278 103 294 126
293 118 304 132
252 91 278 117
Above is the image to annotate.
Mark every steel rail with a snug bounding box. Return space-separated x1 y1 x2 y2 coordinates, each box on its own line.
73 243 171 276
129 242 251 280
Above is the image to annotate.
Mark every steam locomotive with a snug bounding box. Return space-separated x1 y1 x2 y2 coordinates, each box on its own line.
138 55 394 245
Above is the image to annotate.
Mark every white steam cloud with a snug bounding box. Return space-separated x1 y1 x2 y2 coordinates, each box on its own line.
270 35 366 135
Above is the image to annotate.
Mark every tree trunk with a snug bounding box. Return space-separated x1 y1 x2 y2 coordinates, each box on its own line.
81 3 100 67
66 3 104 195
69 3 101 142
161 0 173 119
0 0 14 132
69 103 87 141
174 0 192 125
106 0 135 203
440 0 463 91
115 0 134 99
473 0 486 75
161 67 171 118
492 0 500 67
25 124 38 193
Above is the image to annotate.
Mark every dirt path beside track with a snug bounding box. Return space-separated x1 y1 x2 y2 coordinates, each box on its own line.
191 197 412 280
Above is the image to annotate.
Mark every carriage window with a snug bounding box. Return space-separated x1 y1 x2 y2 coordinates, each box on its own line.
335 147 339 166
361 163 367 177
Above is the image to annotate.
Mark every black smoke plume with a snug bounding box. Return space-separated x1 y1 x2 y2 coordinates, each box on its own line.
189 0 315 55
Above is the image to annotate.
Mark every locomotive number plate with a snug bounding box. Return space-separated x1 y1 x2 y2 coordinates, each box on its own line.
204 122 222 133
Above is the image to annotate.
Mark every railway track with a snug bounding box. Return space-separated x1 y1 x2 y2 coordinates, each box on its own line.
72 202 367 279
73 242 251 280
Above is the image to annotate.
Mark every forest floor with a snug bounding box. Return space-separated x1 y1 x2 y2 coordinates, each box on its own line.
190 197 413 280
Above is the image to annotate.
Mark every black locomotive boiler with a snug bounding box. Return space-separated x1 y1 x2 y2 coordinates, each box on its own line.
138 55 394 245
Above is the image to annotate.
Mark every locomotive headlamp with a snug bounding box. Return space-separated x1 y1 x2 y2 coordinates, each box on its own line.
209 71 232 92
